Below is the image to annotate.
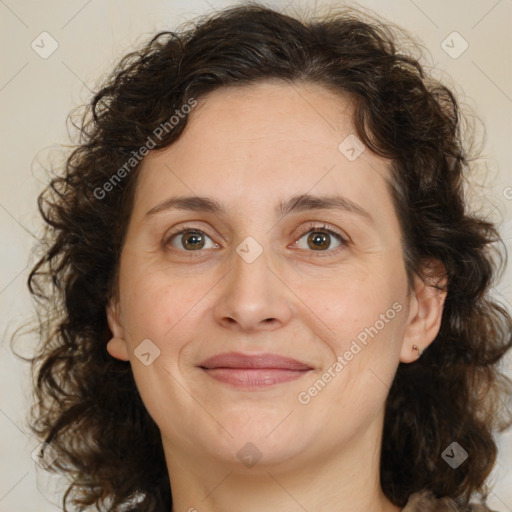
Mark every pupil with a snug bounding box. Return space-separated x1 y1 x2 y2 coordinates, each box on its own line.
184 231 204 250
309 232 329 250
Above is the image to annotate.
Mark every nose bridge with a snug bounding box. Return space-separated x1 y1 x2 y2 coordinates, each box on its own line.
230 233 275 301
214 230 292 330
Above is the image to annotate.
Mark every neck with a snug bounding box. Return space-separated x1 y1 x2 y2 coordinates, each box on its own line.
163 414 402 512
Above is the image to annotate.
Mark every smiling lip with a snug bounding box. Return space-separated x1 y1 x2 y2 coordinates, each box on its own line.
198 352 313 389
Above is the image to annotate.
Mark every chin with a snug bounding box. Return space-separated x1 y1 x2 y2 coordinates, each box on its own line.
210 420 315 467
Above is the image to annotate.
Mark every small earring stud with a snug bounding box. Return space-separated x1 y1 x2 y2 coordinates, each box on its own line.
412 344 423 357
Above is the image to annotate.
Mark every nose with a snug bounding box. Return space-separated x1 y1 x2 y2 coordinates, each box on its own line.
213 240 293 332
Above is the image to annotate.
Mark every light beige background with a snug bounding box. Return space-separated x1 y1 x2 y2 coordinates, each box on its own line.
1 0 511 510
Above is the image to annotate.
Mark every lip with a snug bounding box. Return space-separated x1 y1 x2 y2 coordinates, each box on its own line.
199 352 313 370
198 352 314 390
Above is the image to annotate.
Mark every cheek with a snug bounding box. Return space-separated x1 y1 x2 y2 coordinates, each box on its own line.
119 269 200 346
294 272 408 380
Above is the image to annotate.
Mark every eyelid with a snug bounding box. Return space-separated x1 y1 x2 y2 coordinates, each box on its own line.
164 223 218 250
291 222 349 256
294 221 348 243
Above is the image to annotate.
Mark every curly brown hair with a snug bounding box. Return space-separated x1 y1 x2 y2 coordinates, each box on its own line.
23 3 512 511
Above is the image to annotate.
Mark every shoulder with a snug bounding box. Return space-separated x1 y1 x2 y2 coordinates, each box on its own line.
403 490 498 512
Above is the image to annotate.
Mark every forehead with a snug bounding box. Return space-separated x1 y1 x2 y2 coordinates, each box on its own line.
183 80 359 149
130 80 398 233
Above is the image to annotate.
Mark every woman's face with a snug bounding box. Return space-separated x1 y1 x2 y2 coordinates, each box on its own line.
106 80 439 473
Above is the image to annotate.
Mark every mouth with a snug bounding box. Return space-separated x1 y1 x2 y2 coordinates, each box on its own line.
197 352 314 390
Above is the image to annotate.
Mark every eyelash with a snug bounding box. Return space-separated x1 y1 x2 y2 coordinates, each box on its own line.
164 222 349 257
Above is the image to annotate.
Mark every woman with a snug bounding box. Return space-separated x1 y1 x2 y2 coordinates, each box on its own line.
26 3 512 511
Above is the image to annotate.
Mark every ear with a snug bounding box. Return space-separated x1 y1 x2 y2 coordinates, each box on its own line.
400 258 448 363
106 299 130 361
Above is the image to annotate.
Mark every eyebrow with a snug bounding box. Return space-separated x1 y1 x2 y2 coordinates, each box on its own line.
145 193 374 224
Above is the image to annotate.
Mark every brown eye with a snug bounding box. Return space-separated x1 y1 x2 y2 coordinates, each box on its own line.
166 228 217 251
294 224 347 255
306 231 332 250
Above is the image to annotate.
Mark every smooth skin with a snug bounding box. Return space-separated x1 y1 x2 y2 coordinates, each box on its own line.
106 80 447 512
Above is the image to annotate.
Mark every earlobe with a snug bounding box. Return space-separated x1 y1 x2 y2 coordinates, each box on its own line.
106 336 130 361
106 301 130 361
400 259 448 363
